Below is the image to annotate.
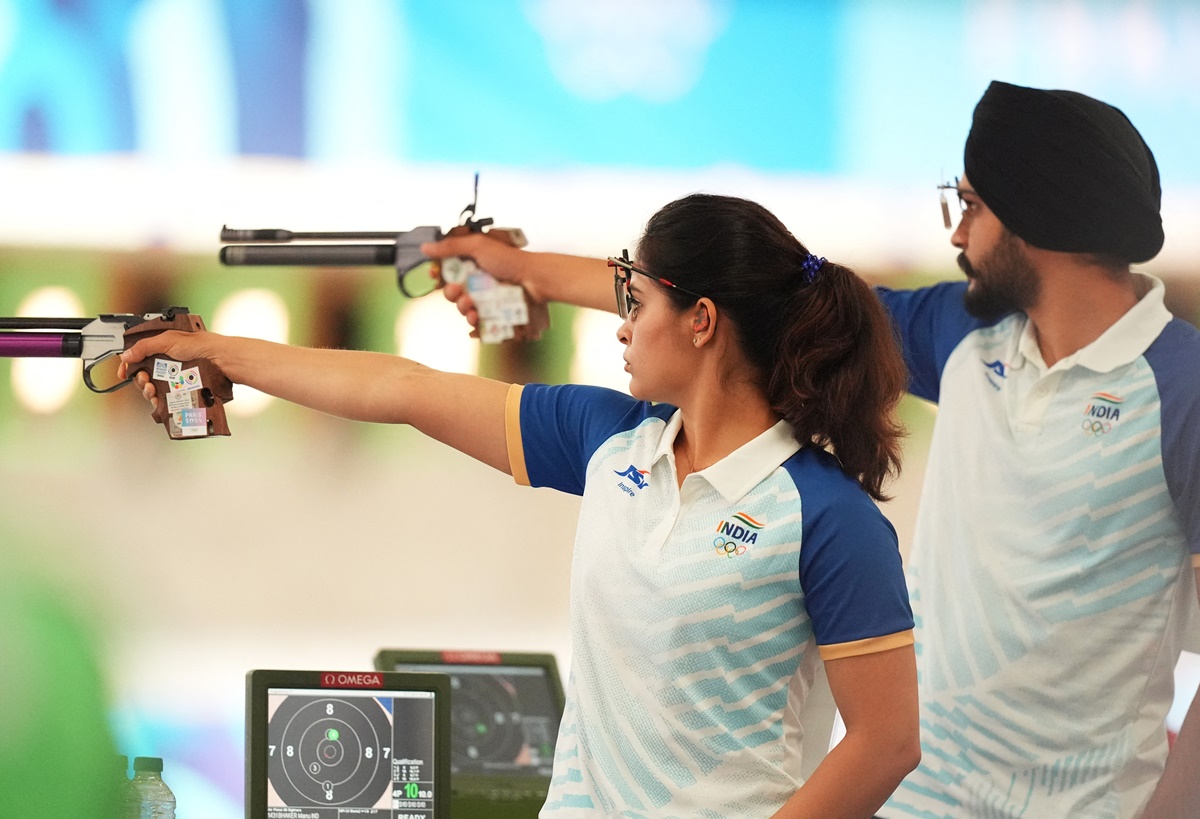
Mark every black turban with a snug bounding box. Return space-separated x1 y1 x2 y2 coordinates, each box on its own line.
964 80 1163 263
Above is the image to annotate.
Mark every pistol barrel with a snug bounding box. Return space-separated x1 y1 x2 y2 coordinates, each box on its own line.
0 332 83 357
220 244 398 267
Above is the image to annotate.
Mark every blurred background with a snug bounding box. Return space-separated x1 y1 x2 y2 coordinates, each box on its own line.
1 1 1198 816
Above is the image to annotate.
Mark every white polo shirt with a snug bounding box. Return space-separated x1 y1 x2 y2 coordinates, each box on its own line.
506 383 914 818
877 275 1200 819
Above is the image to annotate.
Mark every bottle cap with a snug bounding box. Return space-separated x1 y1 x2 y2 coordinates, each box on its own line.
132 756 164 773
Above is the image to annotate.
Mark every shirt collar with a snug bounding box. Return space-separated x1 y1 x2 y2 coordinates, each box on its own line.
1014 273 1171 374
653 413 802 504
651 410 685 465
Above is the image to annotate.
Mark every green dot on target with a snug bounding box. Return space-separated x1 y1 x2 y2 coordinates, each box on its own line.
327 728 339 741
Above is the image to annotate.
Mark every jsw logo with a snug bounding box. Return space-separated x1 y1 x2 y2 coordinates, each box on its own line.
615 465 650 497
614 465 650 489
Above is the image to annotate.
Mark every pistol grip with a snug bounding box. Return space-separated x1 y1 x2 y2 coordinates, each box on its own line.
124 311 234 440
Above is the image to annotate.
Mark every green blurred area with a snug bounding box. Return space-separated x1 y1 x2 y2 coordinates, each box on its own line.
0 541 122 819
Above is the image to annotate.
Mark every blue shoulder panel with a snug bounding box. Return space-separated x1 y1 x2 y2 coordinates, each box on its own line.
1143 318 1200 555
783 448 913 645
876 282 1001 403
519 384 675 496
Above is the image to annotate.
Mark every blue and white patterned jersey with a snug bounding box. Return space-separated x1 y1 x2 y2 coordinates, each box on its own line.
505 383 914 818
877 275 1200 819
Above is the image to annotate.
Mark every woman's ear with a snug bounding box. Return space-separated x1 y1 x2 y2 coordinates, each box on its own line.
692 300 716 347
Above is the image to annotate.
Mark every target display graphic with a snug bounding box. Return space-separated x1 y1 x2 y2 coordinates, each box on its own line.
451 675 529 768
446 667 549 763
374 653 565 783
247 670 449 819
267 694 393 808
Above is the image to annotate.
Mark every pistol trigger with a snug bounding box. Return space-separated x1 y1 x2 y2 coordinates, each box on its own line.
82 350 131 394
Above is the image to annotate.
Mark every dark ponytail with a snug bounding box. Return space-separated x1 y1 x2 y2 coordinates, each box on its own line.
637 194 906 500
767 258 906 500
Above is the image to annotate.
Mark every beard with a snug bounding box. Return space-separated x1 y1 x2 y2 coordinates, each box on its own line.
959 231 1040 321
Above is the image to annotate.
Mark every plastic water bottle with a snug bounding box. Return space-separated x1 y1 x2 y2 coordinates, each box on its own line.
125 756 176 819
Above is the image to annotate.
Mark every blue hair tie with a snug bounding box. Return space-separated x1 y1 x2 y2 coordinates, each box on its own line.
801 254 826 283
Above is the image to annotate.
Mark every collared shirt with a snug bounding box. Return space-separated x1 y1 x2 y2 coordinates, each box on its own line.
506 383 913 818
877 275 1200 819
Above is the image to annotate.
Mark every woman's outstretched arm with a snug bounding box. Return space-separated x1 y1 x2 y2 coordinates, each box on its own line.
120 331 514 473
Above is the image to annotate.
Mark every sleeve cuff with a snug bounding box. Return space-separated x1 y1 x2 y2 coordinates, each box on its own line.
506 384 529 486
818 629 915 661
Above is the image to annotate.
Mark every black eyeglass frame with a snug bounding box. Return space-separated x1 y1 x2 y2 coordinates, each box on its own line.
937 177 981 229
605 249 708 319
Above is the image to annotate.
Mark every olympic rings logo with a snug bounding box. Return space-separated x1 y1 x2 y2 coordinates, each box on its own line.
1081 418 1112 436
714 537 747 558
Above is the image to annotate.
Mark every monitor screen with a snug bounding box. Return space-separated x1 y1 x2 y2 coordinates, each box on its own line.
246 670 451 819
387 662 562 779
